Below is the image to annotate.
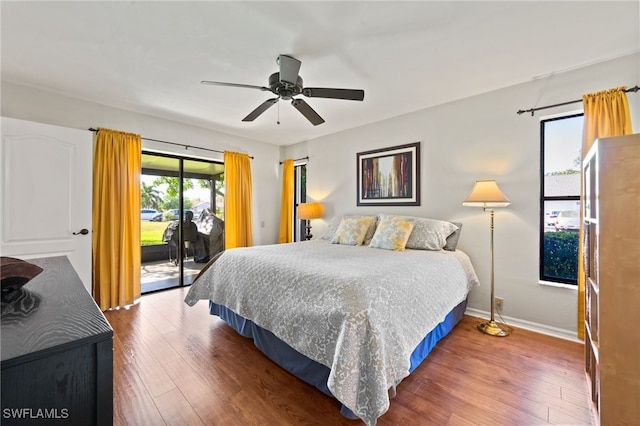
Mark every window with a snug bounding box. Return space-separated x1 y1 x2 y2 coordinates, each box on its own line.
540 113 583 285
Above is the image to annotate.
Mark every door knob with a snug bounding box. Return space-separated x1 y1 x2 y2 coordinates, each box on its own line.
73 229 89 235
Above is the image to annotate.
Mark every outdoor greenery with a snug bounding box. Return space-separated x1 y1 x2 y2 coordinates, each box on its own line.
140 175 225 245
152 176 196 197
141 176 221 212
141 182 163 210
162 198 193 212
141 221 166 246
543 231 579 281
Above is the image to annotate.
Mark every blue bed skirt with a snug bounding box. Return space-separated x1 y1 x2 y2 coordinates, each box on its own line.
209 299 466 419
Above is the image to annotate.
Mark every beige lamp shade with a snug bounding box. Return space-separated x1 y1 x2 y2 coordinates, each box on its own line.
463 180 511 208
298 202 324 220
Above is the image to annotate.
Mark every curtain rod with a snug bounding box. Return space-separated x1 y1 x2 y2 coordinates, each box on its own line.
280 156 309 164
516 85 639 116
88 128 253 159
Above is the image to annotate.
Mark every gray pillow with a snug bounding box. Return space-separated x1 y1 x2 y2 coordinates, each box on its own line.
379 214 458 250
443 222 462 251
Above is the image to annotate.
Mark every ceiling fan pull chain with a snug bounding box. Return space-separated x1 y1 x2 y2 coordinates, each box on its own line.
277 101 281 125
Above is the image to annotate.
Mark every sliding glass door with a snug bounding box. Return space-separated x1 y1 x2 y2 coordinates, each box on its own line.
140 152 224 293
181 158 225 285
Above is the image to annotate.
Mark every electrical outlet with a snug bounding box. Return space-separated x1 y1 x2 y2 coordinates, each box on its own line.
495 297 504 312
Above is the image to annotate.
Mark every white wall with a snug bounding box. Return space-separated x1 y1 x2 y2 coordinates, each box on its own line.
0 82 282 245
283 53 640 338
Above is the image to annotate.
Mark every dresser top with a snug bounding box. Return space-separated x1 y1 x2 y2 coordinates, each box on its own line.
1 256 113 365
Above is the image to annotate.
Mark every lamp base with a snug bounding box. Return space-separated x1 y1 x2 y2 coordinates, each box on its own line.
477 320 511 337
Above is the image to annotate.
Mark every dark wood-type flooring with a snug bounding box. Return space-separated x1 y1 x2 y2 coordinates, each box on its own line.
104 287 595 425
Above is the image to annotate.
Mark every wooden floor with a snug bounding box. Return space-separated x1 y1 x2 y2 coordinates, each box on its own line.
105 287 595 426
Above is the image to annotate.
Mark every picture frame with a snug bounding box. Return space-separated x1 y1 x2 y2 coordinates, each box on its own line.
357 142 420 206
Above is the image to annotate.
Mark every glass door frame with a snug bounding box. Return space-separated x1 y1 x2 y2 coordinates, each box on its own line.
141 150 223 292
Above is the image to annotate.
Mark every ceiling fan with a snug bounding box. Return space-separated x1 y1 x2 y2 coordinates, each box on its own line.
201 54 365 126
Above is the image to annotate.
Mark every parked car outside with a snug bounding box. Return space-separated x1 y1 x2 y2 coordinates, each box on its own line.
545 210 561 226
141 209 163 221
165 209 193 221
554 210 579 231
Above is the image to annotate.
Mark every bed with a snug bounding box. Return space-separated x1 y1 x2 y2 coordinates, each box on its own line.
184 216 479 425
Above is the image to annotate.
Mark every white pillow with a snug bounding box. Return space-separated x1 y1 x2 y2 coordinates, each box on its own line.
320 216 341 240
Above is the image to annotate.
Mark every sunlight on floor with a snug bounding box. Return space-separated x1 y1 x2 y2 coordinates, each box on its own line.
141 259 204 293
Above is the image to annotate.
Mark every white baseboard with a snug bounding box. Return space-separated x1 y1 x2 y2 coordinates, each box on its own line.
464 307 583 344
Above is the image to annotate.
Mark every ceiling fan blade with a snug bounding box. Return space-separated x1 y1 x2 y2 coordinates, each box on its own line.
242 98 278 122
277 55 301 87
201 81 269 91
302 87 365 101
291 99 325 126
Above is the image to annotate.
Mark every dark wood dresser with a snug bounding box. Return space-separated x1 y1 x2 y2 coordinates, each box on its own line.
1 256 113 425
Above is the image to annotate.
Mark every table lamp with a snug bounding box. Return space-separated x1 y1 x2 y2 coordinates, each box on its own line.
298 202 324 240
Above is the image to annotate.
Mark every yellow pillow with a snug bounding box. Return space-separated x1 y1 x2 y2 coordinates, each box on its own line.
369 217 415 251
330 216 374 246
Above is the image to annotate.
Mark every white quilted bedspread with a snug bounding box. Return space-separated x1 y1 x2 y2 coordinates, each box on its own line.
184 240 479 425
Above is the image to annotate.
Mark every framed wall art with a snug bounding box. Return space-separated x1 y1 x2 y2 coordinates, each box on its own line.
357 142 420 206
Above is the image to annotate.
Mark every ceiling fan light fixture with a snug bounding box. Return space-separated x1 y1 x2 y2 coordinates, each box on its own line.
277 54 301 87
201 54 365 125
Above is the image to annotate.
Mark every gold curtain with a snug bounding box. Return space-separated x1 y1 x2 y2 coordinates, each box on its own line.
224 151 253 249
578 86 632 339
92 128 141 311
278 159 294 243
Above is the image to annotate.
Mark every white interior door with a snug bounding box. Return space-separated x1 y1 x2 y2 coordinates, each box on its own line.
1 117 93 292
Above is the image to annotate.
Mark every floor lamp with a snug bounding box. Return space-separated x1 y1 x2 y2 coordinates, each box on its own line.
463 180 511 337
298 202 324 240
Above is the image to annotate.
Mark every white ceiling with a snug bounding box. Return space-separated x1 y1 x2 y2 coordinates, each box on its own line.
1 1 638 146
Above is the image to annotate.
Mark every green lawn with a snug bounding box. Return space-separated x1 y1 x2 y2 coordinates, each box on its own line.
141 221 167 246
